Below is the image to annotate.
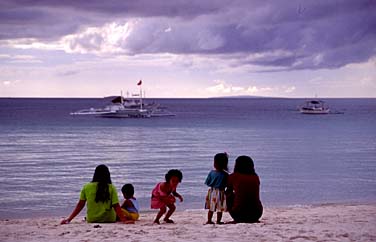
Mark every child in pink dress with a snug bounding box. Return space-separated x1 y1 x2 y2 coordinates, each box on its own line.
151 169 183 224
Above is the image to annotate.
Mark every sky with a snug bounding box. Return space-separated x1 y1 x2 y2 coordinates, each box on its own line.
0 0 375 98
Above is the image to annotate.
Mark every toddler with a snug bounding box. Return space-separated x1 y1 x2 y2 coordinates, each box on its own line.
120 183 140 221
204 153 228 224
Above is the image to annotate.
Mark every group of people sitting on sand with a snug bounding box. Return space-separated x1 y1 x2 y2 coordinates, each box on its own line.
61 153 263 225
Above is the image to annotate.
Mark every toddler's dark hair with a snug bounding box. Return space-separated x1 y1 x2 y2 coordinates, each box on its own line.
165 169 183 182
121 183 134 197
214 153 229 171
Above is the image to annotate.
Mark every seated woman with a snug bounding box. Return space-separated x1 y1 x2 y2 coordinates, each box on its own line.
226 155 263 223
61 164 129 224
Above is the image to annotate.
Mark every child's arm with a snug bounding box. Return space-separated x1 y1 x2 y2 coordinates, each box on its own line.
61 200 86 224
172 191 183 202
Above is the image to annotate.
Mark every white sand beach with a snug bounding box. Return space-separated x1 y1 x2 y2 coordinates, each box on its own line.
0 204 375 242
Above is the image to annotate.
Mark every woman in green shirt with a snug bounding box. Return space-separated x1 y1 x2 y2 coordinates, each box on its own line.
61 164 128 224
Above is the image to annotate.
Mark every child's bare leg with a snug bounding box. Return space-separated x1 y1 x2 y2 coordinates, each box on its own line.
216 212 223 224
154 206 166 224
206 211 214 224
164 203 176 223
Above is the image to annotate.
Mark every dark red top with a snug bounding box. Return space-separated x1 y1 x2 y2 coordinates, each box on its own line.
227 173 262 215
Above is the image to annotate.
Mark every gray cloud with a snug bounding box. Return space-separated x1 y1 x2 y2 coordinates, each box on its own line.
1 0 375 70
0 0 221 40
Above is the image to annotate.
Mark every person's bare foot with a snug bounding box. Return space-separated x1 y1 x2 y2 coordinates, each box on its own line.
153 219 160 224
205 221 214 225
164 218 174 223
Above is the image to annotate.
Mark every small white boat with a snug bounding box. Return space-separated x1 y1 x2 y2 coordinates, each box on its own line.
299 100 330 114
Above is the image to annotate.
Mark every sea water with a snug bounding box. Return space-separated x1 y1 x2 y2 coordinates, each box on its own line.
0 98 375 218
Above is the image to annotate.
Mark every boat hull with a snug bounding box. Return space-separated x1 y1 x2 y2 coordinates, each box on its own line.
98 109 151 118
300 108 330 114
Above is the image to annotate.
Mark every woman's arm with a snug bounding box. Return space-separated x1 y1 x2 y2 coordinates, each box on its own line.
61 200 86 224
120 199 126 208
113 203 134 224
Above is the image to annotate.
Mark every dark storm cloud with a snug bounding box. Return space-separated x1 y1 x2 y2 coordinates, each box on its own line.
0 0 220 40
1 0 375 70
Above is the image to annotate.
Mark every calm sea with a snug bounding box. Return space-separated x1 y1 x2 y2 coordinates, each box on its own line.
0 98 375 219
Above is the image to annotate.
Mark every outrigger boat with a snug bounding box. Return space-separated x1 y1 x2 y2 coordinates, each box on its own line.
70 81 175 118
70 95 175 118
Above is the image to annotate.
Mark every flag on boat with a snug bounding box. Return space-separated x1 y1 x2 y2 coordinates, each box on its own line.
137 80 142 86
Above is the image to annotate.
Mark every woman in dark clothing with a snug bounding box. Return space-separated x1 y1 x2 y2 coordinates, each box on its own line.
226 155 263 223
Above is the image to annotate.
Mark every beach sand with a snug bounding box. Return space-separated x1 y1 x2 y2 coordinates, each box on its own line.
0 204 375 242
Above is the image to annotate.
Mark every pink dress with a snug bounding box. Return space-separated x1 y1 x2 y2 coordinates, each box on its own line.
151 182 176 209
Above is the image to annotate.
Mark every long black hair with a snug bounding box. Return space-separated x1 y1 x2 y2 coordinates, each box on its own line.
234 155 258 176
92 164 112 203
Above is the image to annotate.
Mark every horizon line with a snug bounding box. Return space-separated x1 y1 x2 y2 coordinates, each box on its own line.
0 96 375 99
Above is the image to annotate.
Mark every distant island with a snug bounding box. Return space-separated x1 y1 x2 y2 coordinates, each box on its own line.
211 95 280 99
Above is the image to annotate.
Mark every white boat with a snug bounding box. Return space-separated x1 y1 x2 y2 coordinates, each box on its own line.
299 100 330 114
70 96 175 118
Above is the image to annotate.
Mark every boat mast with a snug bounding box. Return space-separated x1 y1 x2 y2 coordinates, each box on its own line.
139 83 143 109
137 79 143 109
